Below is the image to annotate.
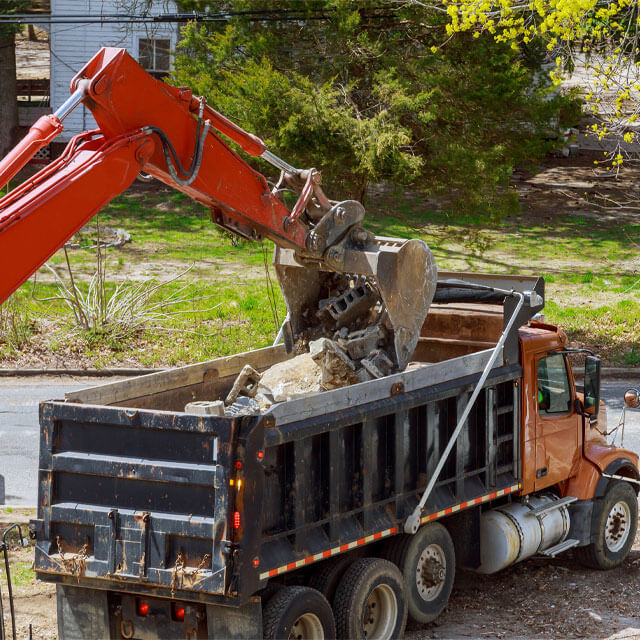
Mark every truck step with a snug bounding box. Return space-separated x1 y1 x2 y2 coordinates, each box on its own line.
540 538 580 557
526 496 577 517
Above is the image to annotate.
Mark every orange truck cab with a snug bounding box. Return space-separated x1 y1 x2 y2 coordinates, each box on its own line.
515 320 639 569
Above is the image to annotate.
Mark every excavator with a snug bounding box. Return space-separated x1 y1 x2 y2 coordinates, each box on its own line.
0 47 436 374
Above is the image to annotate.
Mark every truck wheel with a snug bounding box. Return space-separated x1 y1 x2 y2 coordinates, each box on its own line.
333 557 407 640
307 554 356 603
262 585 335 640
576 481 638 570
398 522 455 623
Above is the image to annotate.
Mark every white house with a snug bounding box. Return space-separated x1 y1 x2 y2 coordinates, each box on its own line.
50 0 180 145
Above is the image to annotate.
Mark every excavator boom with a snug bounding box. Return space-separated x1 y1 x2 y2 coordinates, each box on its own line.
0 47 436 371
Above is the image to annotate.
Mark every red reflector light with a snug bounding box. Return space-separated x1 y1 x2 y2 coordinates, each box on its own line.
136 600 149 616
234 511 241 529
253 557 260 567
257 450 264 460
172 603 185 622
235 460 242 469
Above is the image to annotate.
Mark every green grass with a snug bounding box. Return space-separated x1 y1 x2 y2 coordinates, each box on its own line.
2 183 639 367
10 561 35 587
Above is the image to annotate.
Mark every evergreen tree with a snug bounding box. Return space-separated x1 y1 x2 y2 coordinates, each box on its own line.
173 1 579 213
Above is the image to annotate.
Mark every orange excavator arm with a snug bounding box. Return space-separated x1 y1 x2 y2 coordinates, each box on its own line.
0 47 436 369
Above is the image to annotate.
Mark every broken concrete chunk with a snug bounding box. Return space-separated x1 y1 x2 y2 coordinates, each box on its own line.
361 349 394 379
225 364 262 405
310 337 361 389
225 396 261 416
259 352 324 402
184 400 226 416
319 282 378 327
336 325 385 361
254 392 275 412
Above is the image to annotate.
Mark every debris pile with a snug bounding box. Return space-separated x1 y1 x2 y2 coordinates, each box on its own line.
184 326 402 417
185 278 414 417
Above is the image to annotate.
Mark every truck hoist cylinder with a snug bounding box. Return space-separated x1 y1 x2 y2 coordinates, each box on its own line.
477 494 570 574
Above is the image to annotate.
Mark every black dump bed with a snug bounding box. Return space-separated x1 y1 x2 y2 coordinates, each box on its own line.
34 400 235 602
32 273 543 605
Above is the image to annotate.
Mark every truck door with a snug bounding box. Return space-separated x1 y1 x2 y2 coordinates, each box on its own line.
534 351 580 490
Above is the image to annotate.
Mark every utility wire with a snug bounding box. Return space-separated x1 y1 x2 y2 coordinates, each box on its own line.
0 8 397 24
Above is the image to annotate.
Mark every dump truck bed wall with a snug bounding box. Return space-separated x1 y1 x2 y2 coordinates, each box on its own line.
253 364 521 591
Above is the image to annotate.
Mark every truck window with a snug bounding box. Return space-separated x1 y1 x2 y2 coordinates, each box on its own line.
537 353 572 415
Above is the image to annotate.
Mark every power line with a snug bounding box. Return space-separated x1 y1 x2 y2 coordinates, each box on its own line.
0 8 397 25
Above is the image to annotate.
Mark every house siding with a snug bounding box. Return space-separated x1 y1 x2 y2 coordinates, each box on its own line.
50 0 179 142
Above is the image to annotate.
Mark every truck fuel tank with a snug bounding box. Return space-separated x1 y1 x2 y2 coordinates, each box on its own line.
477 494 571 574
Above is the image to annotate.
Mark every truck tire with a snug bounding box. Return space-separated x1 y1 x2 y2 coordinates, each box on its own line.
262 585 335 640
333 557 407 640
307 554 357 603
396 522 455 624
576 481 638 570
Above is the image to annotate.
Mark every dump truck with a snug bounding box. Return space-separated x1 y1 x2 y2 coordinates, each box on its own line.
0 48 638 640
31 271 640 639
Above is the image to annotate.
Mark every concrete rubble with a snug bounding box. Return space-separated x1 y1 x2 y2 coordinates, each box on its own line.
211 328 407 415
186 279 417 416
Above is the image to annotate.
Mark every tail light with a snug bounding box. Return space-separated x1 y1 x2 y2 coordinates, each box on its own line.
172 602 185 622
233 511 241 530
136 599 149 617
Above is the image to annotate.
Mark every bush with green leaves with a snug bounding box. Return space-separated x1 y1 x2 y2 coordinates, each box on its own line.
172 1 580 217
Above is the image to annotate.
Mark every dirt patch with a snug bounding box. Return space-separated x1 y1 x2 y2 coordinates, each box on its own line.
514 150 640 226
3 550 57 640
0 510 56 639
15 29 49 81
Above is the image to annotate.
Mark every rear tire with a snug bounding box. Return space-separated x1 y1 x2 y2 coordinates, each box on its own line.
262 585 335 640
397 522 455 624
333 557 407 640
307 554 356 603
576 481 638 570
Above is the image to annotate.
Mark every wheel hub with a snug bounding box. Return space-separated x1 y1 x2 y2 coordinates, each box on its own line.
361 583 397 640
289 612 324 640
416 544 446 601
605 500 631 553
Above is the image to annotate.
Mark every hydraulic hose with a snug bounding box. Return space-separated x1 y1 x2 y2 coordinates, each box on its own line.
142 116 210 187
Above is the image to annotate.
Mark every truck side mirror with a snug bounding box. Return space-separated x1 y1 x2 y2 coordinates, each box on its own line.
583 355 601 416
625 388 640 409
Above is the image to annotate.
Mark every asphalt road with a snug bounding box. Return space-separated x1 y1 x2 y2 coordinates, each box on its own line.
0 377 100 505
0 377 638 506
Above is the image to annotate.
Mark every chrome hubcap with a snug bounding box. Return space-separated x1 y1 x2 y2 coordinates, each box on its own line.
416 543 446 601
362 584 397 640
605 500 631 553
289 613 324 640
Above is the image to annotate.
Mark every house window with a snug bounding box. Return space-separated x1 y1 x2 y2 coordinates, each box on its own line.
139 38 171 78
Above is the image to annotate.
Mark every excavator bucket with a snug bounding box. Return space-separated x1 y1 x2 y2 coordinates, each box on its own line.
274 236 437 371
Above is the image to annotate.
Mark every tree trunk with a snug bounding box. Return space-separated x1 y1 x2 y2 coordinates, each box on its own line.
27 24 38 42
0 33 18 160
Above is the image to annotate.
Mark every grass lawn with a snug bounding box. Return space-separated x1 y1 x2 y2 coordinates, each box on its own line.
1 169 639 368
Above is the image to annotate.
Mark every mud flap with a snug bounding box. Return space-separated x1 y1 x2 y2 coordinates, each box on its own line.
57 584 110 640
206 598 262 640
